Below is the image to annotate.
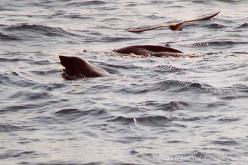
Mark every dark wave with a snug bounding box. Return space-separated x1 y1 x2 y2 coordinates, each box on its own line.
31 70 59 76
177 115 216 122
119 80 213 95
65 14 92 20
0 123 36 132
154 80 191 89
25 91 51 100
55 108 108 120
218 0 242 3
0 72 37 87
101 36 142 42
220 95 248 100
237 23 248 28
0 151 37 159
157 101 189 111
0 124 23 132
191 41 248 47
208 41 248 46
207 101 227 108
217 117 240 123
0 32 20 41
212 139 239 146
0 104 38 114
67 1 106 6
0 57 26 62
54 108 82 115
5 24 75 37
142 100 189 111
204 23 225 29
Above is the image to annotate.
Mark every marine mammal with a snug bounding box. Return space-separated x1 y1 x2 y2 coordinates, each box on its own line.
113 45 183 57
59 55 109 79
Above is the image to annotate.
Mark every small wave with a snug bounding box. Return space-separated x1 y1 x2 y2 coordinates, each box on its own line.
0 32 20 41
153 80 210 92
55 108 107 119
0 71 41 88
105 63 141 70
0 57 25 62
67 1 106 6
191 41 248 47
153 65 183 73
1 104 37 114
54 108 82 115
108 115 171 126
191 0 210 4
217 117 240 123
0 150 37 159
101 36 141 42
0 124 22 132
208 41 248 46
121 80 208 94
177 115 216 122
26 91 51 100
176 82 216 93
218 0 242 3
31 70 59 76
9 89 51 100
156 101 189 111
212 139 239 146
65 14 92 20
188 82 202 88
204 23 225 29
0 123 36 132
5 24 75 37
148 80 219 95
237 23 248 28
141 100 189 111
125 2 138 6
167 140 188 144
153 80 189 90
207 101 227 108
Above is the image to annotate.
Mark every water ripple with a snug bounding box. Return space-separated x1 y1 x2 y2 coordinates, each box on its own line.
237 23 248 28
5 24 76 37
67 1 106 6
0 150 37 159
108 115 172 127
0 32 20 41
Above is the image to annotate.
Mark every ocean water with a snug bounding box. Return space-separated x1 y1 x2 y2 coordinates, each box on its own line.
0 0 248 164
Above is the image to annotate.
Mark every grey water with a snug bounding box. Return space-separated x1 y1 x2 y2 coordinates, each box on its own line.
0 0 248 164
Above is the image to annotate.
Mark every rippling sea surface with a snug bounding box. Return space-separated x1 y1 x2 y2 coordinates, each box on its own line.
0 0 248 164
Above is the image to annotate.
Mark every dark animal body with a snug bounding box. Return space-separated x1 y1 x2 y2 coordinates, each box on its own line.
59 55 109 79
59 45 186 79
113 45 183 57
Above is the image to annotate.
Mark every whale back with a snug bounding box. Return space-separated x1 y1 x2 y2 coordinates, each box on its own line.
140 45 182 53
114 45 182 55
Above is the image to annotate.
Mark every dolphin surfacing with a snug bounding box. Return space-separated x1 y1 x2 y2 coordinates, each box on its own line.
59 55 109 79
113 45 183 57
